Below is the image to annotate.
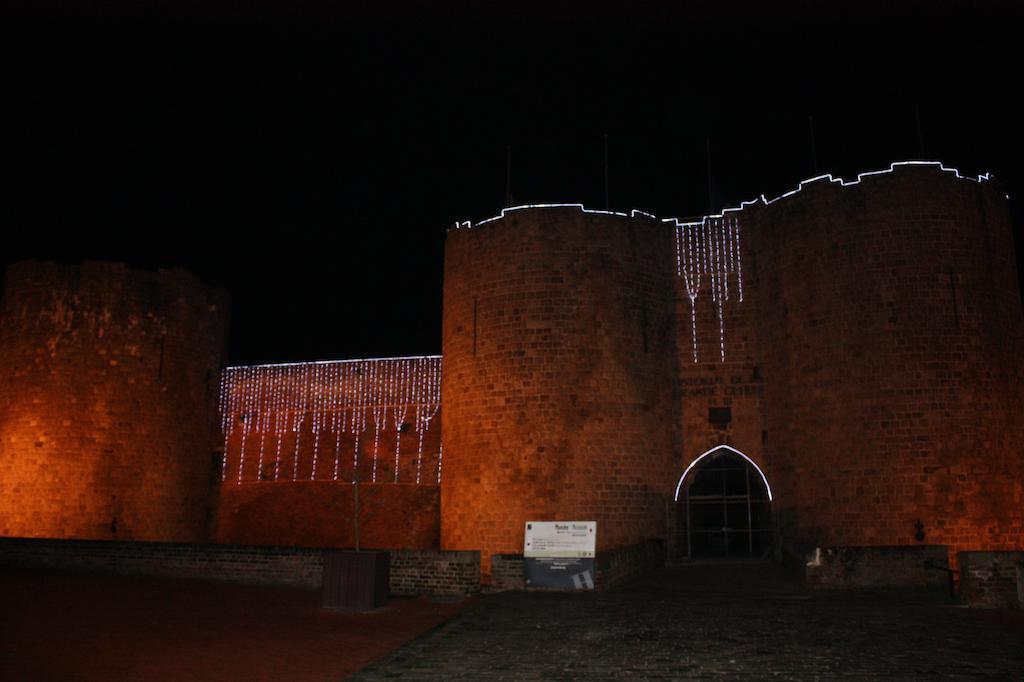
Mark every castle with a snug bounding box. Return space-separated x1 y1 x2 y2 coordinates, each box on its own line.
2 161 1022 582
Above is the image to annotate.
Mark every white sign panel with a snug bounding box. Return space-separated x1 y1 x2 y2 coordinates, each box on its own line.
524 521 596 558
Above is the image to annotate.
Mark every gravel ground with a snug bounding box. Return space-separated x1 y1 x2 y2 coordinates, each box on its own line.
354 562 1024 680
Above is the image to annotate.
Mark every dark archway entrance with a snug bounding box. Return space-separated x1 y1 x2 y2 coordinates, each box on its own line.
676 447 772 559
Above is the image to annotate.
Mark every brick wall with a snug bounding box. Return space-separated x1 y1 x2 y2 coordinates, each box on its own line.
441 209 679 576
215 482 439 549
0 536 323 587
0 261 228 543
958 551 1024 609
7 165 1018 593
390 549 480 596
743 167 1024 562
671 215 767 560
490 553 525 591
0 537 480 595
441 169 1024 579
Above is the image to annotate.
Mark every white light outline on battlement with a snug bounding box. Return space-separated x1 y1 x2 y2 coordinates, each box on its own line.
454 205 663 230
453 161 993 230
224 354 442 372
674 444 773 502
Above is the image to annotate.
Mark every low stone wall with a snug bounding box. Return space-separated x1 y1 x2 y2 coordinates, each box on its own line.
958 551 1024 609
789 544 949 590
0 537 323 586
488 540 665 592
0 537 479 595
490 554 525 591
390 550 480 596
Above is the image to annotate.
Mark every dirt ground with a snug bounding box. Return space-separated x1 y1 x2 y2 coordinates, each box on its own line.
0 567 465 681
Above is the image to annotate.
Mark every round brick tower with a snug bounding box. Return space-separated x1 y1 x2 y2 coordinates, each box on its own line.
0 260 229 542
441 207 679 574
742 164 1024 556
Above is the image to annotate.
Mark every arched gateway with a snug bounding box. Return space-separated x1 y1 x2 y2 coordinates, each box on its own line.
674 445 773 559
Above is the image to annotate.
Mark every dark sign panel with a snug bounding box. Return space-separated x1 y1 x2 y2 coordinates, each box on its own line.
524 556 595 589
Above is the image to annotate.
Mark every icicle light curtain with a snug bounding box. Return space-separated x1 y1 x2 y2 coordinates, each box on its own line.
219 356 442 485
674 215 743 363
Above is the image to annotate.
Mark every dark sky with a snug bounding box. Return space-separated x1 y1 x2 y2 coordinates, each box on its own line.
3 1 1021 365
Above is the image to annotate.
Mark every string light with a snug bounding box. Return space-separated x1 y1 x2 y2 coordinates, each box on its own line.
219 356 443 488
370 361 384 482
453 161 992 231
392 359 411 482
217 161 989 491
237 366 251 484
218 367 232 482
418 357 442 484
412 357 424 483
255 367 267 479
679 221 701 363
436 441 443 486
734 217 744 302
310 363 323 480
675 444 773 502
674 215 743 363
289 364 304 480
713 217 726 362
273 365 286 481
354 362 368 483
330 362 343 481
450 162 992 363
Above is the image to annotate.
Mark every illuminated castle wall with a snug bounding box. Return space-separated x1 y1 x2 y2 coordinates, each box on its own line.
741 166 1024 552
0 261 227 542
4 162 1022 579
439 161 1023 572
213 161 1023 576
441 206 679 567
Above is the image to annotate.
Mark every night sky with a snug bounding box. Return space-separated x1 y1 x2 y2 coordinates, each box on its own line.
3 1 1021 365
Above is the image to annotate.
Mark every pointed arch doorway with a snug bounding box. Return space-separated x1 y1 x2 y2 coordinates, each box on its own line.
674 445 773 559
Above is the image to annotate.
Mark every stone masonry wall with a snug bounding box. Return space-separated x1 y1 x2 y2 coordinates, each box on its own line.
0 261 228 543
672 215 766 560
441 208 679 576
215 482 439 550
958 551 1024 609
490 553 526 591
389 549 480 596
743 166 1024 562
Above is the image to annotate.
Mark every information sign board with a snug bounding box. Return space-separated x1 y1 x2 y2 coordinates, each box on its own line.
523 521 596 589
524 521 596 557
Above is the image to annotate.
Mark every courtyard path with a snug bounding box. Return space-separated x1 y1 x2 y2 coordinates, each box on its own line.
353 563 1024 680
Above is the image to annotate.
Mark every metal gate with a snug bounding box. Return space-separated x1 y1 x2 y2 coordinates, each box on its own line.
681 452 772 559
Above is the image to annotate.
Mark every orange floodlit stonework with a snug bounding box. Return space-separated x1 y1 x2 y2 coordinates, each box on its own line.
0 261 227 542
2 162 1022 581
